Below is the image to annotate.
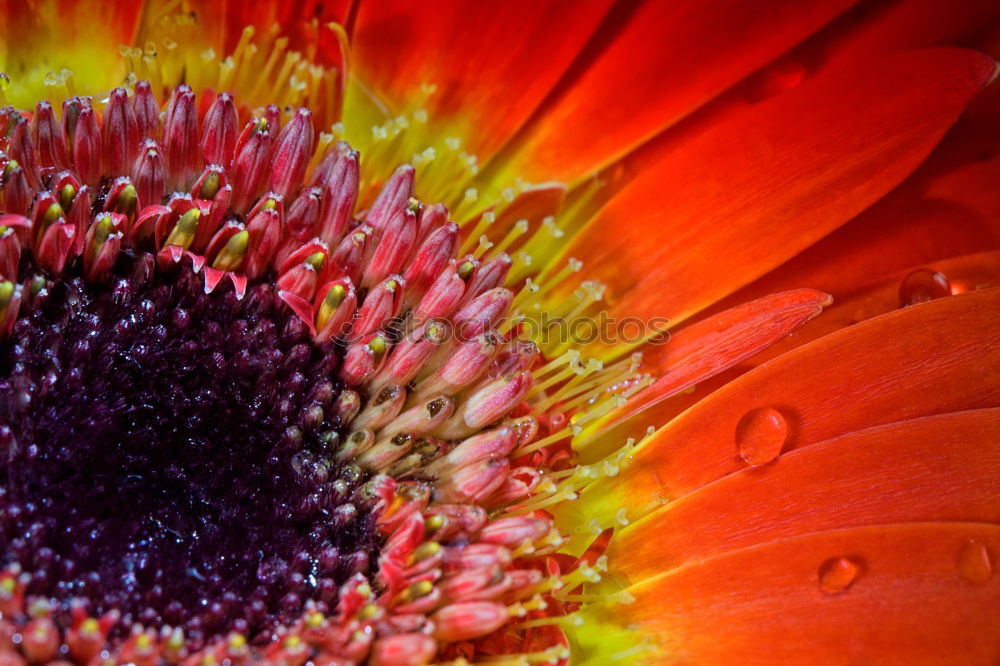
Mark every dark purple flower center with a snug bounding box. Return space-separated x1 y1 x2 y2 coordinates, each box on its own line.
0 252 378 648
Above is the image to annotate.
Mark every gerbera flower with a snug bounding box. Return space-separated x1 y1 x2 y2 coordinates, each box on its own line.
1 1 998 664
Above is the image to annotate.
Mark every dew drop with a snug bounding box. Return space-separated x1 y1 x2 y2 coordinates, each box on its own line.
735 407 788 467
899 268 951 307
956 539 993 584
818 556 861 594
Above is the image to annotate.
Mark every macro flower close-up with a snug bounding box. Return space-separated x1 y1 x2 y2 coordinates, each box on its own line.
1 0 998 664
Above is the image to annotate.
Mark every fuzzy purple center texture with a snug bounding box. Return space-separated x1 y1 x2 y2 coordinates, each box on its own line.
0 252 377 648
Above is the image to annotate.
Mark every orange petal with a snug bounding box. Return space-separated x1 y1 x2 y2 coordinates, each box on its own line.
612 523 1000 664
735 249 1000 366
556 47 996 328
580 288 1000 515
609 408 1000 583
703 82 1000 317
618 250 1000 442
499 0 856 183
348 0 613 162
616 289 831 423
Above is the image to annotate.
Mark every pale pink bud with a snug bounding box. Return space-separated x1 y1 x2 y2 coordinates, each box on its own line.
426 504 489 541
190 164 228 202
72 105 101 187
337 428 375 461
29 189 61 239
369 633 436 666
352 275 404 339
231 119 272 213
438 458 509 504
20 617 60 664
0 280 23 339
132 139 166 208
30 101 67 173
132 80 159 142
441 542 510 572
416 332 500 397
459 253 512 307
460 370 532 431
478 517 552 547
8 116 41 190
414 264 466 322
351 385 406 432
66 184 92 256
452 287 514 342
84 213 124 282
340 332 390 385
201 92 238 168
264 104 282 134
2 162 31 215
244 207 281 280
61 96 89 153
314 278 357 343
36 219 77 274
276 255 324 302
0 226 21 280
102 88 139 177
439 567 502 603
270 107 314 199
162 85 199 190
366 164 414 236
333 389 362 424
285 187 322 244
412 202 448 253
328 226 369 286
432 602 508 642
439 427 517 471
403 222 459 307
370 321 448 391
380 396 454 438
487 466 542 506
317 147 359 245
357 432 416 469
485 340 539 384
199 183 232 253
363 208 416 288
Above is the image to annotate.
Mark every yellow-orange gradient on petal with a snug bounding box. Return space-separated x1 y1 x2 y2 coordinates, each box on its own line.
0 1 998 665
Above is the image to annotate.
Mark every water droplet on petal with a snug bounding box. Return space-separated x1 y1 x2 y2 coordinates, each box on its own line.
957 539 993 584
818 556 861 594
899 268 950 307
735 407 788 467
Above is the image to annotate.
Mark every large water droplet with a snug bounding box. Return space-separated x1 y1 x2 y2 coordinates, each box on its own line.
899 268 951 307
818 556 861 594
735 407 788 467
957 539 993 584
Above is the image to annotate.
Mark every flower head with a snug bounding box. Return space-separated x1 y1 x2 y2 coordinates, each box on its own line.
1 1 998 665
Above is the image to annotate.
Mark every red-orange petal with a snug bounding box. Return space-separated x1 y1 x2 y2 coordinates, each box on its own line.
622 250 1000 441
613 523 1000 664
702 80 1000 317
348 0 613 162
583 287 1000 505
608 409 1000 582
556 47 996 328
500 0 855 183
617 288 831 423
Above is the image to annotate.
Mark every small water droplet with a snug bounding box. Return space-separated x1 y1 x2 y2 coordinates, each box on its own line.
735 407 788 467
957 539 993 584
899 268 950 307
818 556 861 594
